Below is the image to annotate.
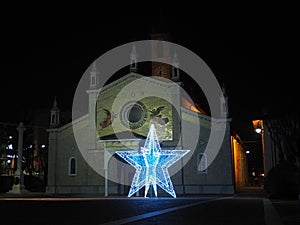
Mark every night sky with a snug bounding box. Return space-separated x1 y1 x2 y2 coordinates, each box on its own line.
0 2 299 142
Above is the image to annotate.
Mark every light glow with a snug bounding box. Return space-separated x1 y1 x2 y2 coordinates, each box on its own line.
255 128 262 134
116 124 190 198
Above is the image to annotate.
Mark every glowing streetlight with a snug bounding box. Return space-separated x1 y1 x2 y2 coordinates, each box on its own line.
252 120 263 134
255 128 262 134
252 119 266 175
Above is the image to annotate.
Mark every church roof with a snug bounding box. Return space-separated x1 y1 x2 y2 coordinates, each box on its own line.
98 72 179 93
181 96 207 115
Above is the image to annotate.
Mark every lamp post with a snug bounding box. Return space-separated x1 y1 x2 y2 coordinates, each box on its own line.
252 119 266 176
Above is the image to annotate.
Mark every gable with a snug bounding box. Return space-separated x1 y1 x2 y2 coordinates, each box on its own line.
96 73 179 141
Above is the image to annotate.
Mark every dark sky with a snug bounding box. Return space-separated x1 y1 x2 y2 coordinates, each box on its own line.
0 2 299 141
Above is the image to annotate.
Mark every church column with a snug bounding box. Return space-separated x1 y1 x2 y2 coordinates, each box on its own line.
104 168 108 197
87 62 100 150
46 98 60 193
103 147 111 197
46 128 59 193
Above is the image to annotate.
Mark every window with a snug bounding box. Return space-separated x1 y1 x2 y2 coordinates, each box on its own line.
68 157 77 176
51 114 55 124
197 153 207 174
172 67 179 79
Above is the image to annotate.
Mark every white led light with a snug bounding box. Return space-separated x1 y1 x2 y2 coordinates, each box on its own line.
116 124 190 198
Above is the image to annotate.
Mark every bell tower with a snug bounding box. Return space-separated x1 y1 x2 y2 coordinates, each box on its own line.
89 62 99 90
220 83 229 119
171 50 180 82
151 33 172 80
50 97 60 128
129 43 138 73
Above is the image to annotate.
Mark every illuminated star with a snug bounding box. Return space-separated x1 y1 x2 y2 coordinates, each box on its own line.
116 124 190 198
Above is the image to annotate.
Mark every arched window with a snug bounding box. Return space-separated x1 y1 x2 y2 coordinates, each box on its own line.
51 114 55 124
197 153 207 174
68 157 77 176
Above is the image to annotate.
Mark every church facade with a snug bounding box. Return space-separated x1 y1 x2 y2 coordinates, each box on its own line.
46 38 247 196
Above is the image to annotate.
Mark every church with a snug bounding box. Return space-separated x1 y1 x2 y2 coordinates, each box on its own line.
46 34 248 196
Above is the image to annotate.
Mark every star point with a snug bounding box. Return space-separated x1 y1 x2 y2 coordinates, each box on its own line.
116 124 190 198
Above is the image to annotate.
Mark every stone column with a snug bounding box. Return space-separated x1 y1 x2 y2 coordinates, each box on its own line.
10 122 26 193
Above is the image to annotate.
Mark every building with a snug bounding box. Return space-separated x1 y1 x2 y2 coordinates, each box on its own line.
252 115 300 176
230 132 248 190
46 34 248 196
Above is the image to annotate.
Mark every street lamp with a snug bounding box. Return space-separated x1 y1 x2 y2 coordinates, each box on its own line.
252 120 264 134
255 128 263 134
252 119 266 176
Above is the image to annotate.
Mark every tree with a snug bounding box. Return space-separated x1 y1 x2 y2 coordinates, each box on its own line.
265 112 300 168
0 126 8 175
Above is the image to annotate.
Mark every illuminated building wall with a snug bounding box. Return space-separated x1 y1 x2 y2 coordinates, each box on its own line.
231 134 248 191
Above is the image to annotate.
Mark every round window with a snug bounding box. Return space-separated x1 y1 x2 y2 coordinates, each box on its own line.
120 101 147 130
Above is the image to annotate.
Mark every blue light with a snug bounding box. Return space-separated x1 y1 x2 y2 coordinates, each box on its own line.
116 124 190 198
